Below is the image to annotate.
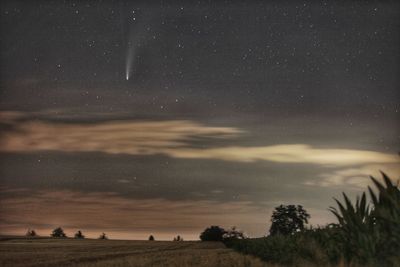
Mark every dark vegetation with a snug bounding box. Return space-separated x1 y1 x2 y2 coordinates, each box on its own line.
199 226 225 241
200 226 245 242
25 229 36 237
220 173 400 267
173 235 183 241
148 235 155 241
269 205 310 236
74 230 85 239
98 233 108 240
51 227 66 238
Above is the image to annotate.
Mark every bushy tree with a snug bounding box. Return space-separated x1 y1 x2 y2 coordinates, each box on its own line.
74 230 85 239
269 205 310 236
148 235 155 241
200 226 226 241
26 229 37 237
51 227 66 238
223 226 246 241
98 232 108 240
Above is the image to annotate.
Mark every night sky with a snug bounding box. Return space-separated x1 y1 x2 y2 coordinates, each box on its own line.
0 1 399 240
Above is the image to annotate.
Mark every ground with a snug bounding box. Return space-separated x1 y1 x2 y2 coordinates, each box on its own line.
0 237 266 267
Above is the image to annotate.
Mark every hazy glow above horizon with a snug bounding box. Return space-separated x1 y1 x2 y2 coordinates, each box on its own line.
0 1 398 239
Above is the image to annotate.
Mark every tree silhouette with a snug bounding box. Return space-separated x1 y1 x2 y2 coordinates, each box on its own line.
173 235 183 241
26 229 37 237
200 226 226 241
269 205 310 236
223 226 246 241
148 235 155 241
74 230 85 239
51 227 67 238
98 232 108 240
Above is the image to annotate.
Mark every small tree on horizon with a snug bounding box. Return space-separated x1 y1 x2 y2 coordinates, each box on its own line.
269 205 310 236
173 235 183 241
51 227 67 238
26 229 37 237
74 230 85 239
98 232 108 240
148 235 155 241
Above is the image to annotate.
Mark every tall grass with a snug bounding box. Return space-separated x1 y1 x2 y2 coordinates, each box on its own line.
226 173 400 267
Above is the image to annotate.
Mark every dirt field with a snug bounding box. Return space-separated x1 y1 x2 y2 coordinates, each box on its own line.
0 237 267 267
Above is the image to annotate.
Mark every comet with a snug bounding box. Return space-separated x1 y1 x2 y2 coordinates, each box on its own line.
124 9 153 82
125 42 135 81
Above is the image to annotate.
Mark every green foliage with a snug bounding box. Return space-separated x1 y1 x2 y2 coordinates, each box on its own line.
269 205 310 236
51 227 66 238
226 173 400 267
225 228 342 266
330 172 400 266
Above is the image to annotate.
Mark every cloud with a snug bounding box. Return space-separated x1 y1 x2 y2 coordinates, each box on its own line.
0 111 398 167
166 145 398 165
0 116 241 154
304 164 400 188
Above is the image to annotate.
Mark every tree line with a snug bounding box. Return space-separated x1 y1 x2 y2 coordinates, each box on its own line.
26 227 108 240
25 228 185 242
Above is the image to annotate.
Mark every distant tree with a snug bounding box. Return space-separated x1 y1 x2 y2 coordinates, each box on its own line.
223 226 246 241
173 235 183 241
269 205 310 236
98 232 108 240
26 229 37 237
74 230 85 239
148 235 155 241
200 226 226 241
51 227 66 238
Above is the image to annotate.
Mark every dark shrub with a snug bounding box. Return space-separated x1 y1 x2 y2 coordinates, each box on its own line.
51 227 66 238
98 233 108 240
74 230 85 239
200 226 225 241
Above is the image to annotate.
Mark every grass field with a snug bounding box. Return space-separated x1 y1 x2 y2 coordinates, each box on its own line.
0 237 267 267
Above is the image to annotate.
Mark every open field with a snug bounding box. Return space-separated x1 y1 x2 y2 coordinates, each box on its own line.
0 237 266 267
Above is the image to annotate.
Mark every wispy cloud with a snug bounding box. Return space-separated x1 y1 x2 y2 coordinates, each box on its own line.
0 115 241 154
0 111 398 167
166 145 398 165
304 164 400 188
